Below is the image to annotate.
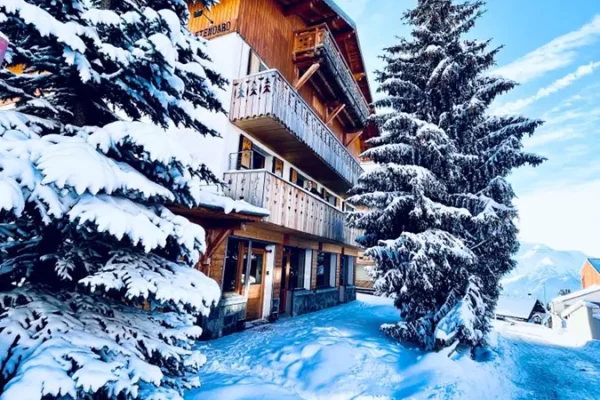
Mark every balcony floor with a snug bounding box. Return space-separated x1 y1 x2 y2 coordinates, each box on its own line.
233 118 353 194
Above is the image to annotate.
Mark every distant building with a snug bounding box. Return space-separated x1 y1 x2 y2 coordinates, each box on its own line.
581 258 600 289
550 286 600 341
355 252 375 294
495 296 547 323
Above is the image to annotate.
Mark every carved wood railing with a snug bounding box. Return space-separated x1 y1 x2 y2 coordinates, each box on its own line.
223 169 362 247
293 24 369 126
230 69 363 188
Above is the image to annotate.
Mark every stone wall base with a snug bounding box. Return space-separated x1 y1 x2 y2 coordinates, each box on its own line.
344 285 357 303
292 287 339 316
201 294 247 340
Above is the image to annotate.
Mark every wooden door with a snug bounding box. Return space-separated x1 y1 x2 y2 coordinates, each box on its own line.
242 247 267 321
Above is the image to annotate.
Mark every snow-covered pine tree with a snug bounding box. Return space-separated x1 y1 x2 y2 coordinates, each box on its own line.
348 0 544 351
0 1 226 398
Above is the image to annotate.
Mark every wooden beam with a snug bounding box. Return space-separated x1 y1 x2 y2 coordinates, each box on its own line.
326 103 345 125
334 29 355 42
294 62 320 90
345 129 365 147
283 1 315 16
198 228 232 275
205 229 232 260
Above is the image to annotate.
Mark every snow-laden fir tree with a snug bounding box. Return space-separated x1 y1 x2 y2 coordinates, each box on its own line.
0 1 227 398
348 0 544 351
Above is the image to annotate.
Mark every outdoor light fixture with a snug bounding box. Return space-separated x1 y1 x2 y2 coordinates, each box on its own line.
193 9 214 25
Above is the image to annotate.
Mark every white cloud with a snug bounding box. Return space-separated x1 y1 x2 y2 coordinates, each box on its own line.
522 127 577 148
494 61 600 115
515 180 600 256
494 15 600 83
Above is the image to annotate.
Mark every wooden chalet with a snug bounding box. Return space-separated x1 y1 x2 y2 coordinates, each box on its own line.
185 0 377 338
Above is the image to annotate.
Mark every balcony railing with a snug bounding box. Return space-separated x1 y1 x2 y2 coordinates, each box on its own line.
293 24 369 129
229 69 363 194
223 169 362 247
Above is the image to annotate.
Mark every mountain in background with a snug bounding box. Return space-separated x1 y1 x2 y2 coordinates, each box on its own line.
501 243 588 304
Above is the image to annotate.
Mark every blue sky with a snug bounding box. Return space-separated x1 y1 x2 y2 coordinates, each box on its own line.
336 0 600 255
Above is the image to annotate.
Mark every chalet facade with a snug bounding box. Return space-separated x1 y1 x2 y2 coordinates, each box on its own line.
581 258 600 289
183 0 377 338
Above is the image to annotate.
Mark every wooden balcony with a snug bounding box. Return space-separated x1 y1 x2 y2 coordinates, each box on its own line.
293 24 370 130
230 70 363 194
223 170 362 247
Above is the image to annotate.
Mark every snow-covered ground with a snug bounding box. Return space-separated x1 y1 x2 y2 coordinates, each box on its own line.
186 295 600 400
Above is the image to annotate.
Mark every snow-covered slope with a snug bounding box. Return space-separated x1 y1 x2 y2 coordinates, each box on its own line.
502 243 588 303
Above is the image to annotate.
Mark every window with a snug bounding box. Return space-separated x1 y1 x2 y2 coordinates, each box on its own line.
321 189 337 206
237 136 266 170
272 157 284 177
248 50 268 75
223 237 242 292
251 149 266 169
223 238 269 292
340 255 355 286
288 248 307 289
242 250 264 285
290 168 307 188
317 252 336 288
344 203 355 212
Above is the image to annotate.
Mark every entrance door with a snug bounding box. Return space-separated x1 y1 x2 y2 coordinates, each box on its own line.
242 247 267 321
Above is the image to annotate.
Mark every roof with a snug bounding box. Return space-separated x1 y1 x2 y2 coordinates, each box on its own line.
495 296 540 320
561 300 600 319
586 258 600 274
552 285 600 304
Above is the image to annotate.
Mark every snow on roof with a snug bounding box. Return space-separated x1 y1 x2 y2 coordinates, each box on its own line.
323 0 357 29
552 285 600 304
561 300 600 319
195 190 269 217
495 296 539 320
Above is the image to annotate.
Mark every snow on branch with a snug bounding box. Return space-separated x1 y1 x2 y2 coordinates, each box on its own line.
80 250 220 315
69 195 205 260
0 286 208 400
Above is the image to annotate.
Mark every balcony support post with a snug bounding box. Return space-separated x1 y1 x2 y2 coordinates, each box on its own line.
198 227 234 276
294 62 320 90
326 103 346 126
345 130 364 147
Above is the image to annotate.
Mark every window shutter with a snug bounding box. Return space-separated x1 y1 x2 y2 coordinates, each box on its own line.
239 136 253 169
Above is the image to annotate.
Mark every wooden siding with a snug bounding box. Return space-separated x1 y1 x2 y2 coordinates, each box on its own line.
311 249 318 290
223 170 362 247
234 224 285 244
272 244 283 301
285 235 319 250
582 261 600 289
207 236 227 287
230 70 363 192
321 243 343 254
334 253 341 288
188 0 240 39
